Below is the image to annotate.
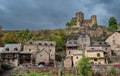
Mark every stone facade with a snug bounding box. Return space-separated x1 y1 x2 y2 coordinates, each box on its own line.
73 51 82 67
1 44 21 66
85 46 106 64
24 40 56 65
105 32 120 50
76 12 97 27
77 33 90 49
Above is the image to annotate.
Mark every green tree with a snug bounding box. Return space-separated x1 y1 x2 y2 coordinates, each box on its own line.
108 17 117 31
78 57 92 76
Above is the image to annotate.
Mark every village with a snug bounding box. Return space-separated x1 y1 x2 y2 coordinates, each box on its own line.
1 12 120 76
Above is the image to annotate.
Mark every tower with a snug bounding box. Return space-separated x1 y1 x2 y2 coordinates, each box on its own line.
76 12 84 26
91 15 97 26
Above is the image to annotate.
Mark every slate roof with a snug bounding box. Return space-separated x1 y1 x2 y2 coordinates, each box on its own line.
66 40 78 47
1 44 21 53
25 40 56 46
86 46 103 52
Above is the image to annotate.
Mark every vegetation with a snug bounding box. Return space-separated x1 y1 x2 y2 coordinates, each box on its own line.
10 72 75 76
108 67 116 76
108 17 118 31
78 57 93 76
66 19 76 27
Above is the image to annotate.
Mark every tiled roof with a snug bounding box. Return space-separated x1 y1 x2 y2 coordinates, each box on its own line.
86 46 103 52
66 40 78 47
25 40 56 46
1 44 21 53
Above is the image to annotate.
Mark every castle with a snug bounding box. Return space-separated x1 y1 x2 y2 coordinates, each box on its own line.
69 12 97 27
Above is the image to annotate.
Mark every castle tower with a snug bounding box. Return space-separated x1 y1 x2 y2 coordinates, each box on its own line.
76 12 84 26
91 15 97 26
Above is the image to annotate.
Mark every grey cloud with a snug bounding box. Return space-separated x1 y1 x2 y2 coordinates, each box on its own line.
0 0 120 30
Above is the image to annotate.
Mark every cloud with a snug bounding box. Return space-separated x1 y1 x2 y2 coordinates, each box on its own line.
0 0 119 30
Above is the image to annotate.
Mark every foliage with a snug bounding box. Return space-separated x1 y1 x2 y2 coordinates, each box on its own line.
108 17 118 31
66 19 76 27
109 17 117 27
108 67 116 75
78 57 93 76
1 63 14 70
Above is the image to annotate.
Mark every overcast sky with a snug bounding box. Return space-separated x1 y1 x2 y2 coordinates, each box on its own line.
0 0 120 30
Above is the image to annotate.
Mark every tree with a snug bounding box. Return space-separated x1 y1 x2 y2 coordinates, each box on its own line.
109 17 117 27
108 17 117 31
78 57 92 76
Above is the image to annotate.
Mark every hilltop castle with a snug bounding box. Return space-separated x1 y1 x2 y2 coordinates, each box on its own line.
67 12 97 28
75 12 97 27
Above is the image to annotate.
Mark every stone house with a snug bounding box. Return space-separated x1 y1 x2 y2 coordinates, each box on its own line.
1 44 21 66
66 40 79 57
23 40 56 65
85 46 106 64
105 32 120 50
77 33 90 49
73 51 83 67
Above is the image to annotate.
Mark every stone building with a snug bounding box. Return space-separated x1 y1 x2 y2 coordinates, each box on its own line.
23 40 56 66
1 44 21 66
77 33 90 49
85 46 106 64
105 32 120 50
19 50 33 66
66 12 97 34
73 51 83 67
75 12 97 27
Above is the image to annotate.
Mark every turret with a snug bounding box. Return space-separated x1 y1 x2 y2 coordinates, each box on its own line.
91 15 97 26
76 12 84 26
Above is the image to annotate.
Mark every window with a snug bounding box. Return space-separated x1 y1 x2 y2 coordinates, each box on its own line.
29 49 31 51
39 43 42 45
29 42 32 44
45 43 47 46
6 48 9 51
14 48 18 51
69 51 70 54
113 40 115 44
94 58 97 61
50 43 53 46
76 56 78 59
49 50 51 52
97 53 100 57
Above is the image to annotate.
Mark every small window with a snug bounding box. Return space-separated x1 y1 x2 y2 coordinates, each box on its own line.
39 43 42 45
14 48 18 51
69 51 70 54
29 49 31 51
6 48 9 51
45 43 47 46
50 43 53 46
76 56 78 59
49 50 51 52
94 58 97 61
29 42 33 44
97 53 100 57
